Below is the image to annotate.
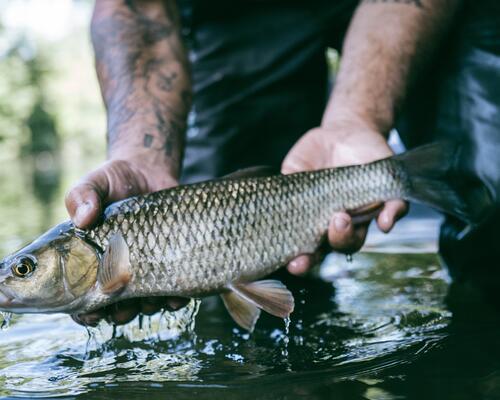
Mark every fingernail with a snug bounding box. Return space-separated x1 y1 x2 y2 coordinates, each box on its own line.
74 202 93 228
334 216 350 232
380 212 392 231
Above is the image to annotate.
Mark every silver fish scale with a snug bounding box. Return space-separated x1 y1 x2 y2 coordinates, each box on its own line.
87 159 407 299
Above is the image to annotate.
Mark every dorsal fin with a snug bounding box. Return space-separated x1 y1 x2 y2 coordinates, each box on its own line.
348 202 384 225
219 166 278 180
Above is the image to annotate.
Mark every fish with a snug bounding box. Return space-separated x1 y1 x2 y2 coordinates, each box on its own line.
0 142 491 332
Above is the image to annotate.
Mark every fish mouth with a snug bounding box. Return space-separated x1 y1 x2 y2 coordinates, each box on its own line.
0 287 21 310
0 289 12 308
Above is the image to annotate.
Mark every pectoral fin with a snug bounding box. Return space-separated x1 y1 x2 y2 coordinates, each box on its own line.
221 291 261 332
231 280 295 319
97 232 132 294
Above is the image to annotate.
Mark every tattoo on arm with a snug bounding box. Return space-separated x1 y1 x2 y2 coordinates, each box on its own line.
91 0 191 175
143 133 154 148
362 0 423 8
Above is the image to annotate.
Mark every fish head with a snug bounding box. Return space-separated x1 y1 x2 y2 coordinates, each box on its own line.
0 222 100 313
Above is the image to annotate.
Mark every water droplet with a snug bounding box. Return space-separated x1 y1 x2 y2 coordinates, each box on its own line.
281 317 291 357
346 254 353 263
84 327 98 357
284 317 291 335
0 312 12 330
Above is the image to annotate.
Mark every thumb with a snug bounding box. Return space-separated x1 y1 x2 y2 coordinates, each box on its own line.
65 178 108 229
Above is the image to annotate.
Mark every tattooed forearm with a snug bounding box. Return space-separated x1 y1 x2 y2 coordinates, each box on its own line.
91 0 191 178
362 0 423 7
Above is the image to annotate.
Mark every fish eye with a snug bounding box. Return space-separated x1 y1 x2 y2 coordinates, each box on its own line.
12 257 36 278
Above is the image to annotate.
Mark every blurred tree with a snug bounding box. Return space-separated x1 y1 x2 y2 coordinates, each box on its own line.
0 21 54 156
26 96 62 217
0 19 61 229
26 98 59 155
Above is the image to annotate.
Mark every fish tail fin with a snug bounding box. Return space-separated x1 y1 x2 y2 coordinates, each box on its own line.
394 141 492 225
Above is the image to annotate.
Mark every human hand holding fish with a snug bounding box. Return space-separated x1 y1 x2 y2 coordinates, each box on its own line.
66 125 405 326
0 139 489 332
282 123 408 275
65 156 188 325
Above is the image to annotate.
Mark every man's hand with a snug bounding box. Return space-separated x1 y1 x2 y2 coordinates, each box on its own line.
66 159 188 326
282 122 408 275
71 0 192 326
66 158 177 229
281 0 460 275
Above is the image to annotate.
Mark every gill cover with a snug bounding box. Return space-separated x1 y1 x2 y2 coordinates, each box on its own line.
60 234 99 298
0 221 101 312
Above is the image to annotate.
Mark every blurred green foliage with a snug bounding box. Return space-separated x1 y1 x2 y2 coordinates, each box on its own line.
0 21 43 155
0 1 106 250
0 3 105 163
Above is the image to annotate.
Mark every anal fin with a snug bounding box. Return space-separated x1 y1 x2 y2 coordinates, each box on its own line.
221 291 261 332
231 280 295 319
98 232 132 294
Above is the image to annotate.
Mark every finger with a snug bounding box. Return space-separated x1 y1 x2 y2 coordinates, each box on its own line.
328 212 369 254
140 297 166 315
140 297 190 314
71 309 107 327
281 156 309 175
106 299 140 325
165 297 190 311
376 200 408 233
65 179 108 229
287 254 314 276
